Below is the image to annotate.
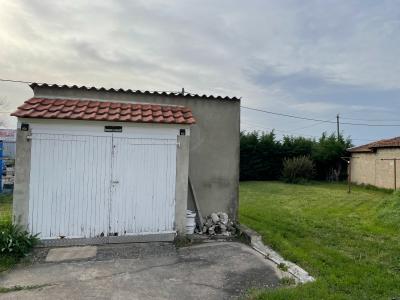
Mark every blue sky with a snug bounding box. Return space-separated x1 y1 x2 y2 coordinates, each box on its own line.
0 0 399 145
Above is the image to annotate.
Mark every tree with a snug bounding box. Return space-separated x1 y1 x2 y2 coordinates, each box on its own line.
311 133 352 181
240 131 353 182
281 136 315 158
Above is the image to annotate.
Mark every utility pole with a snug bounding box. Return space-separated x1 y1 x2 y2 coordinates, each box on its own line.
336 114 340 140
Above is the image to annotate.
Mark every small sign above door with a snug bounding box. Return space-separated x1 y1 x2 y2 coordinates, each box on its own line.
105 126 123 132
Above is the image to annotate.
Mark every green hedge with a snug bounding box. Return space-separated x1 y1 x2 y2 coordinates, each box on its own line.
240 131 352 181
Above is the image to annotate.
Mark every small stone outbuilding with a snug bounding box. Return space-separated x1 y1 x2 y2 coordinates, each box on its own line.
348 137 400 190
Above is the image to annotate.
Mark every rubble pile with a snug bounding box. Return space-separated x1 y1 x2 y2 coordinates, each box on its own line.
198 212 236 236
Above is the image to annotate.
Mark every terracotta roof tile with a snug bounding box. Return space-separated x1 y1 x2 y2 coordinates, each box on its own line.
27 98 42 104
173 111 183 118
76 101 89 107
370 137 400 149
109 108 121 114
164 116 175 123
11 98 196 125
48 104 64 112
61 106 74 112
142 109 152 117
82 112 96 120
119 114 131 121
131 115 142 122
19 103 39 110
58 111 72 118
153 110 162 117
97 107 109 114
44 111 59 118
54 99 67 105
120 108 131 115
73 106 87 113
65 100 78 106
163 111 173 118
30 110 47 117
131 109 141 117
348 137 400 153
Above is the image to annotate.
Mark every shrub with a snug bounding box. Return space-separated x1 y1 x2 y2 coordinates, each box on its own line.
282 156 315 183
0 224 39 258
240 131 352 181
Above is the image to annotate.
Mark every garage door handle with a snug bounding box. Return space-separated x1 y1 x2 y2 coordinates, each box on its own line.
112 181 119 184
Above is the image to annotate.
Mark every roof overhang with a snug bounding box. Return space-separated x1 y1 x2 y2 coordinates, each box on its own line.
11 98 196 125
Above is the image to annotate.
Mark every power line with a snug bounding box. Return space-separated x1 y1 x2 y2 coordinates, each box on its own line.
288 120 329 132
241 106 400 127
241 122 319 138
241 105 334 123
340 116 400 122
241 121 375 142
2 77 400 127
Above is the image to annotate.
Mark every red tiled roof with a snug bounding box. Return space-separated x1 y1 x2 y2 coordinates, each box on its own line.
348 136 400 153
370 136 400 148
11 98 196 125
347 142 375 153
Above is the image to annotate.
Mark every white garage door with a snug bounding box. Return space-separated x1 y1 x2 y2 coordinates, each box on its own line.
28 129 177 239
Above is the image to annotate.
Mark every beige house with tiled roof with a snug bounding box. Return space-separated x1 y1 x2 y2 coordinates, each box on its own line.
348 137 400 190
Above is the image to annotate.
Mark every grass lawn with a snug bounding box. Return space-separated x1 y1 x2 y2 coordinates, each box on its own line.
240 181 400 300
0 193 18 273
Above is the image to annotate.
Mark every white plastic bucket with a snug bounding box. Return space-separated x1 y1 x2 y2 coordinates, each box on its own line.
186 210 197 234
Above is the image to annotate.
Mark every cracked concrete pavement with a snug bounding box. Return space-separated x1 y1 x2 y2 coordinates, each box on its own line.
0 241 284 299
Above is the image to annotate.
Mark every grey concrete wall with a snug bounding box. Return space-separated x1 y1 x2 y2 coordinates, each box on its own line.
351 148 400 189
13 129 31 228
175 135 190 235
33 86 241 220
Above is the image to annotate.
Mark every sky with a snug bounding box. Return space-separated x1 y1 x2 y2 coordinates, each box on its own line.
1 0 400 145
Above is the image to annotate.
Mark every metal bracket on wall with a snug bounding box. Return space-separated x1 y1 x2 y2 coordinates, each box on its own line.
189 177 203 228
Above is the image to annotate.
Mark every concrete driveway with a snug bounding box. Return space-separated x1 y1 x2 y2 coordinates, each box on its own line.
0 241 284 299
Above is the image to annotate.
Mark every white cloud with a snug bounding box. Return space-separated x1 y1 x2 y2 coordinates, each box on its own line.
0 0 399 143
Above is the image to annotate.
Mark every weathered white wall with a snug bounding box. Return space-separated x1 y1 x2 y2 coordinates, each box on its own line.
351 148 400 189
14 119 190 239
32 86 240 220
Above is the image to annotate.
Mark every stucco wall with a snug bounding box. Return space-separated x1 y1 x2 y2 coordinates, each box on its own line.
13 129 31 229
32 86 241 219
351 148 400 189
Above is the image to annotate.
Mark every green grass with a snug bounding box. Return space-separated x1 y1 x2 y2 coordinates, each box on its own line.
240 181 400 300
0 194 12 227
0 193 18 273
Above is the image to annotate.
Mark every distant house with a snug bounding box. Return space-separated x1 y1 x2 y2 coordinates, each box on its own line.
348 137 400 189
0 129 16 158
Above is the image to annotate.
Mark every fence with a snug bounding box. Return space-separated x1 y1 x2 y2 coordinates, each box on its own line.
0 140 16 193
